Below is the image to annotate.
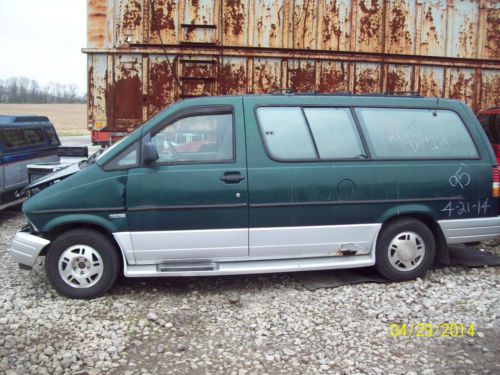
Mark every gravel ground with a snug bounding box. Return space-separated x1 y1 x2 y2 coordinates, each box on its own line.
0 209 499 375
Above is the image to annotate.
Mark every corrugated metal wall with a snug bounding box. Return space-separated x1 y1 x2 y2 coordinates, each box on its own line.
85 0 500 133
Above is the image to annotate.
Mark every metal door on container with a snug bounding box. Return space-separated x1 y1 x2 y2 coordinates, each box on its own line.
125 98 248 264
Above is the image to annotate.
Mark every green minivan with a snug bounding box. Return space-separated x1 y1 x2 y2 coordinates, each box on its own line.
11 94 500 298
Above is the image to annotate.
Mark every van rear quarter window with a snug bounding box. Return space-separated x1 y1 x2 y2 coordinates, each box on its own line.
304 108 364 159
257 107 317 160
356 109 479 159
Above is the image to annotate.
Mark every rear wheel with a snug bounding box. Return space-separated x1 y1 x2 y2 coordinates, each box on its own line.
375 219 436 281
45 229 120 299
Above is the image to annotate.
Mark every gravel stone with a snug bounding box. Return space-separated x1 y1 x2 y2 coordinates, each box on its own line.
146 312 158 321
0 210 499 374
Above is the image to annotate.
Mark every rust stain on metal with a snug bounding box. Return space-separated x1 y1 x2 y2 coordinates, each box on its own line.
357 0 383 52
254 0 284 48
182 0 216 43
480 70 500 109
88 0 107 48
388 0 414 54
182 61 215 79
181 81 212 96
386 64 412 93
288 60 315 92
121 0 142 28
86 0 500 132
218 59 247 95
150 0 177 43
355 64 381 93
148 56 177 116
88 55 110 130
88 63 96 124
291 0 317 49
484 4 500 59
453 0 479 59
114 56 142 127
253 58 282 93
318 61 348 92
223 0 246 45
322 0 351 51
419 66 444 97
116 0 143 45
449 69 475 107
420 0 446 56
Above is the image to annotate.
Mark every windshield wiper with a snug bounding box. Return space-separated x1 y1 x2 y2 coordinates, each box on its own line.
79 148 103 168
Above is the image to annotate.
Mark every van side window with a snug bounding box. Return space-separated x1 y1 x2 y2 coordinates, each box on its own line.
355 108 479 159
104 142 139 170
257 107 317 160
304 108 364 159
152 113 233 163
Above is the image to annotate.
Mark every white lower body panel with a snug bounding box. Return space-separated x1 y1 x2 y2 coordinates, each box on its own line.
438 216 500 244
249 224 381 258
113 224 382 277
124 228 248 263
123 253 375 277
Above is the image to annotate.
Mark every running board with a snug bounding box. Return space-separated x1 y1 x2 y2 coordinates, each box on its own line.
157 262 217 272
124 254 375 277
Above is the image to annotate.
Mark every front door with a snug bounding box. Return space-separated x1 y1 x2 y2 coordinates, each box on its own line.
126 98 248 264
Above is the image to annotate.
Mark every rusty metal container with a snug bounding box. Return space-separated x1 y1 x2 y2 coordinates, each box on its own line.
84 0 500 140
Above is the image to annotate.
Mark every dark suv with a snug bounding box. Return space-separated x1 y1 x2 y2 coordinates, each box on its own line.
0 116 60 210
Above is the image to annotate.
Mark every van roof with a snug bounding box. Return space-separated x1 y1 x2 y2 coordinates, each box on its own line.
0 115 52 127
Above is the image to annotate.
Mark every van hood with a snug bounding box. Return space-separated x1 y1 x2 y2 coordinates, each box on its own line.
21 162 81 193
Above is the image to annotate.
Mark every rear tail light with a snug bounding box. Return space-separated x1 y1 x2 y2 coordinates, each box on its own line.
493 167 500 198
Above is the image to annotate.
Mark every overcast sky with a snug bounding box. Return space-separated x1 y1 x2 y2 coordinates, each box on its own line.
0 0 87 94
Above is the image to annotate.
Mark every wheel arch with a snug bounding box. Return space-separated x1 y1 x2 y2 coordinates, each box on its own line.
40 217 126 268
378 207 449 265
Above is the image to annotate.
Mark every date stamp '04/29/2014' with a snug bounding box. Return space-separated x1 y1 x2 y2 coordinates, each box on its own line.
390 323 476 338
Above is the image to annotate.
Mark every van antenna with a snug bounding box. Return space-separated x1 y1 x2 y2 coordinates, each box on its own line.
433 98 440 117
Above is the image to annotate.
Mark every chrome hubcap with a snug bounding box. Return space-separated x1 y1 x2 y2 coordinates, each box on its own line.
58 245 103 288
388 231 425 272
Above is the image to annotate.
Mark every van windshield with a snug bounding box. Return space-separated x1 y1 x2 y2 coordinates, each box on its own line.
82 126 140 167
94 136 128 162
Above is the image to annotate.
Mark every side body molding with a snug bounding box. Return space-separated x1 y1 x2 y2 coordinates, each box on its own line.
438 216 500 244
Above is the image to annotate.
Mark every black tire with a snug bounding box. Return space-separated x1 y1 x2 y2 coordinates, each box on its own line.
45 229 121 299
375 218 436 281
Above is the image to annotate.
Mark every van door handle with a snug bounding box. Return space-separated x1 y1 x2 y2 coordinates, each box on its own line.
220 172 245 184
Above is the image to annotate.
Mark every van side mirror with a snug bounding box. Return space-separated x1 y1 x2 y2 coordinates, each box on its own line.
143 142 158 164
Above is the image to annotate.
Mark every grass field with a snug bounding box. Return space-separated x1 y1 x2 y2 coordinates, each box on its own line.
0 103 87 136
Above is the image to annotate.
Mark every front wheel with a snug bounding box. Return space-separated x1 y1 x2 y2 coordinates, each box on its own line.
375 219 436 281
45 229 120 299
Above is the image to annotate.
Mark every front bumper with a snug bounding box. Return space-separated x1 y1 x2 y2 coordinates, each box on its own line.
11 231 51 268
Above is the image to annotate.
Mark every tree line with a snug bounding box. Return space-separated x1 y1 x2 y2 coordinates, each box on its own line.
0 76 86 104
